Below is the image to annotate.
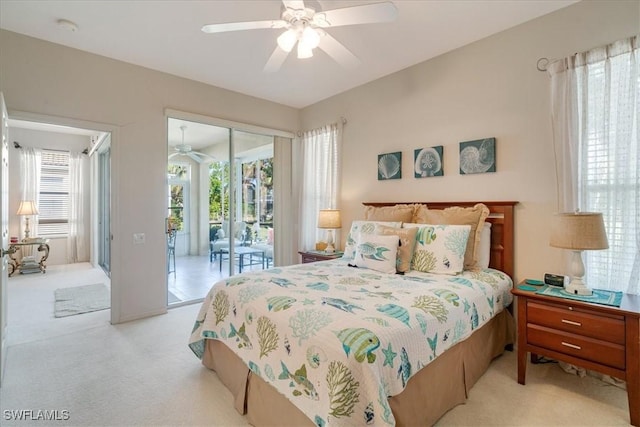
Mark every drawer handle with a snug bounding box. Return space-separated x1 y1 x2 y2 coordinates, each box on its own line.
561 341 581 350
561 319 582 327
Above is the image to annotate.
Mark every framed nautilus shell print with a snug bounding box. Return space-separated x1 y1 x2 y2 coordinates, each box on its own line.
377 151 402 180
459 138 496 174
414 146 443 178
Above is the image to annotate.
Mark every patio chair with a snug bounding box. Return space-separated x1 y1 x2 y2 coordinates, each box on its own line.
167 229 176 275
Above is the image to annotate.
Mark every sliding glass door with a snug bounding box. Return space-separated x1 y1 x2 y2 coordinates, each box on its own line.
97 143 111 275
166 117 276 305
207 129 275 276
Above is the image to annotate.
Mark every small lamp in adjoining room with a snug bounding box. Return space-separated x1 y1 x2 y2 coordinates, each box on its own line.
550 211 608 296
16 200 39 239
318 209 342 254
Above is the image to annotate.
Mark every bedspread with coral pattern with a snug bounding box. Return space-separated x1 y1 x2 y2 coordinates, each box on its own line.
189 258 512 426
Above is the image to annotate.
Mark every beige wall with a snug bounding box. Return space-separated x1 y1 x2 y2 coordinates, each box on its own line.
0 29 299 323
300 0 640 284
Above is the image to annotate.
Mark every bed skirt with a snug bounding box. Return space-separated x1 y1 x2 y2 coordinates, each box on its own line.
202 309 515 426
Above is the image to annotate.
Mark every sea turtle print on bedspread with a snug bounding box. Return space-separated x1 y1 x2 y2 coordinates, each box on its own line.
189 258 513 426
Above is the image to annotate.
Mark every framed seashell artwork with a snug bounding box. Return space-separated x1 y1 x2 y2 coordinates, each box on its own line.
459 137 496 174
414 146 443 178
377 151 402 180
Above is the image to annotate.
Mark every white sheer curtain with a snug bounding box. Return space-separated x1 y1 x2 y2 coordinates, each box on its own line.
299 123 340 251
19 147 41 239
67 151 88 263
550 35 639 294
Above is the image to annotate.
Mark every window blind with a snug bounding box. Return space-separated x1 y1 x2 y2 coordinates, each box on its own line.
39 150 70 235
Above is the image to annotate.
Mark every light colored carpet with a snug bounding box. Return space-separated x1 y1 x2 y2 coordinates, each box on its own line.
0 302 631 426
54 283 110 317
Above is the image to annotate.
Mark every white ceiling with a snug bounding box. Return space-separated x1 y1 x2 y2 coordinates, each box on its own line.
0 0 578 109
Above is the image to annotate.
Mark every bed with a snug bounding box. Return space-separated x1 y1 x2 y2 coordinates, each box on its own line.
189 201 517 426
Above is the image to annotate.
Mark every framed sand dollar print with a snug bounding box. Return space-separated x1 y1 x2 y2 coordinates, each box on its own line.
414 146 443 178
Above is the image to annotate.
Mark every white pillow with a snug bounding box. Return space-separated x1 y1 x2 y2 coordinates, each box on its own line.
406 224 471 275
478 222 491 270
343 220 401 259
354 233 399 274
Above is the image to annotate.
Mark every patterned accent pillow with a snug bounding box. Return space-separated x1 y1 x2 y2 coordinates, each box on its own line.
412 203 489 271
342 220 401 260
375 224 418 273
405 224 471 275
353 233 400 274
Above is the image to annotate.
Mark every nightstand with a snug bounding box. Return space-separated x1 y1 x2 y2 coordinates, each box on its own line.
298 250 343 263
512 283 640 426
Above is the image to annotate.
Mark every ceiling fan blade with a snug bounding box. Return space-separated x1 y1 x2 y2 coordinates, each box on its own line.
202 20 286 34
318 33 360 69
186 152 203 163
263 46 290 73
193 151 215 161
168 152 180 159
282 1 305 10
316 1 398 28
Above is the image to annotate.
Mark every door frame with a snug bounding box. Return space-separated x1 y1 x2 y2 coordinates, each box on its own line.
1 93 9 385
6 109 120 324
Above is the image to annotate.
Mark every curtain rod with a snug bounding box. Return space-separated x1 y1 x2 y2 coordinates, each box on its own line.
296 117 347 137
537 57 551 72
13 141 88 154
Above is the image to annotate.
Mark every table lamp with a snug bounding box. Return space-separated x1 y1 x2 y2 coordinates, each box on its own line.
549 211 608 296
317 209 341 254
16 200 39 239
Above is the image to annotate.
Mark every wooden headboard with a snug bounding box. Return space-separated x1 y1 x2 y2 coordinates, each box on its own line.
362 201 517 279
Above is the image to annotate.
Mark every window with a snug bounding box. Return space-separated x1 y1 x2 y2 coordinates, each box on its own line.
241 157 273 226
38 150 70 236
168 163 189 231
209 161 230 222
299 123 339 251
576 36 639 294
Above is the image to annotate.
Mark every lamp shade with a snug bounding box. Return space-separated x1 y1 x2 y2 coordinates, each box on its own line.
16 200 39 216
318 209 341 229
550 212 608 250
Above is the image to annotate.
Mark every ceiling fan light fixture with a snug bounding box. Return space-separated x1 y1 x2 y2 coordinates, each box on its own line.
277 29 297 52
202 1 398 71
297 42 313 59
301 26 320 49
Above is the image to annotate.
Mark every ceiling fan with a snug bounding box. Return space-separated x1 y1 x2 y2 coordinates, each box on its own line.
169 125 214 163
201 0 398 72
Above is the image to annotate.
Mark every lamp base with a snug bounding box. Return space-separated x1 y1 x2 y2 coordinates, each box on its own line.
24 216 31 239
325 229 335 253
564 280 593 296
564 250 592 295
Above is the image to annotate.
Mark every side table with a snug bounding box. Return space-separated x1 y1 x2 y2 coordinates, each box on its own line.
512 283 640 426
8 238 50 276
298 250 343 264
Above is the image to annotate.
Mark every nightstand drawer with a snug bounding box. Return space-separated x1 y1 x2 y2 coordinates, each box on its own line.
527 324 625 369
299 251 343 263
303 255 326 263
527 300 625 344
